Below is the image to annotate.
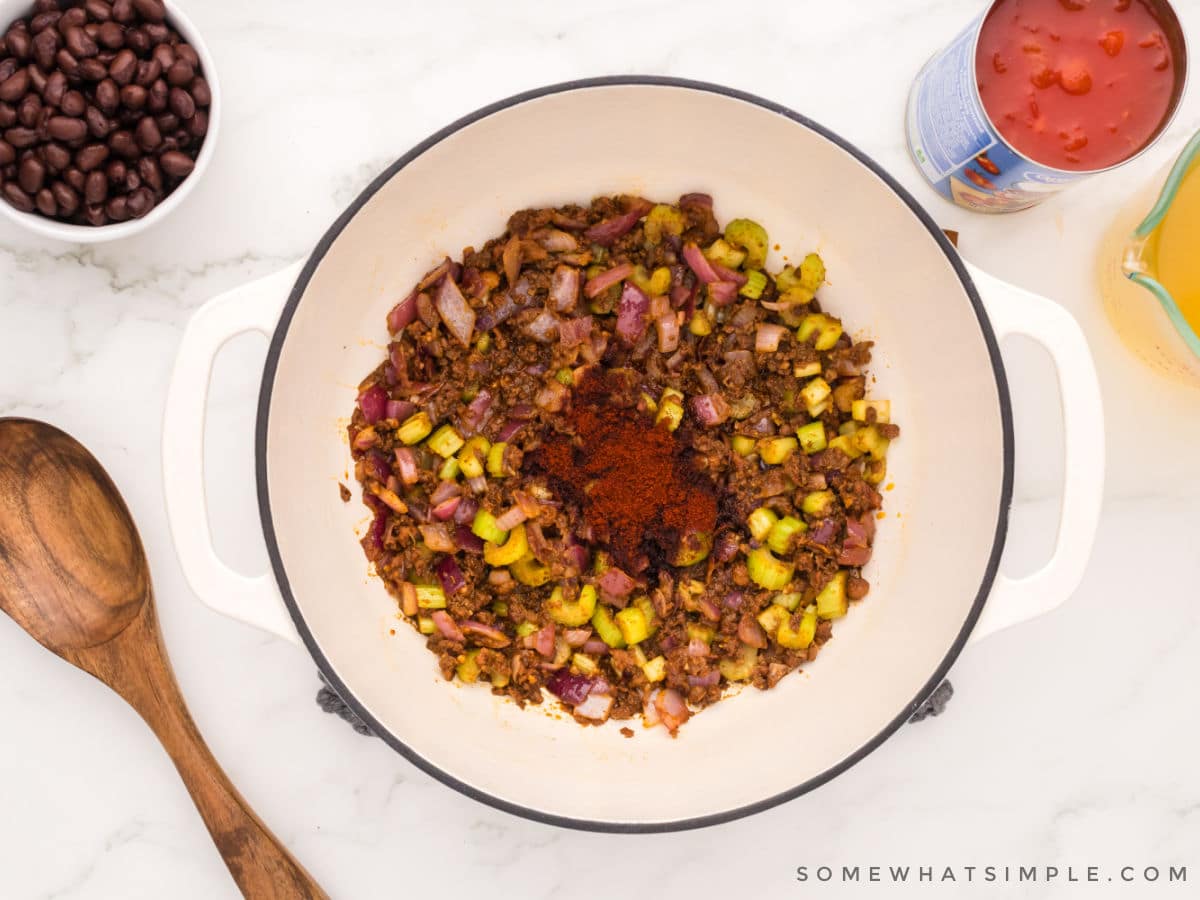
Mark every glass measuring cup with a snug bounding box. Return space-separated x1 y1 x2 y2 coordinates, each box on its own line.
1099 130 1200 385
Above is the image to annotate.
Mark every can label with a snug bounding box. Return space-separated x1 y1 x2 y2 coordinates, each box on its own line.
906 12 1082 213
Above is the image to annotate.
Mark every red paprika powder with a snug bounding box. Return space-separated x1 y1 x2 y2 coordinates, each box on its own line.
531 368 719 572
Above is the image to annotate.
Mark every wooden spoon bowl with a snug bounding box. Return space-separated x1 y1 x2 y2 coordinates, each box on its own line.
0 419 327 899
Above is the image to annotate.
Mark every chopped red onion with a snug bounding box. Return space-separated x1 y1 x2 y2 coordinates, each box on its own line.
429 479 461 505
838 545 872 566
509 403 536 420
756 323 788 353
656 313 680 353
385 399 416 422
466 474 488 494
648 294 671 319
453 495 479 524
558 315 593 348
435 275 476 347
844 517 871 549
563 543 590 574
534 228 579 252
582 639 609 656
723 590 744 609
692 393 731 426
357 384 388 425
552 211 588 230
615 282 650 345
809 518 839 546
564 627 593 648
419 523 456 553
534 380 570 412
415 291 439 329
546 669 597 705
430 610 464 642
707 281 739 306
654 688 690 734
679 192 713 209
549 265 581 313
523 310 560 343
697 597 722 622
435 556 467 595
739 615 769 649
534 623 556 659
365 449 391 482
417 258 452 292
687 638 710 658
598 567 636 601
688 671 720 688
710 261 748 287
386 290 418 333
670 283 694 309
584 262 633 298
583 198 652 246
431 496 461 521
462 389 493 433
461 620 511 647
682 242 719 284
574 693 614 721
496 419 525 442
493 505 529 531
454 523 484 553
363 510 386 558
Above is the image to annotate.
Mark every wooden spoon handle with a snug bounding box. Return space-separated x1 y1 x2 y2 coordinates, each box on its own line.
80 603 329 899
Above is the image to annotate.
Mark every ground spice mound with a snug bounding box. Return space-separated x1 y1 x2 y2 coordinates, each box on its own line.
530 367 719 573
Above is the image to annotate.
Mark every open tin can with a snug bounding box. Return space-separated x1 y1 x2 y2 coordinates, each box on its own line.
906 0 1188 213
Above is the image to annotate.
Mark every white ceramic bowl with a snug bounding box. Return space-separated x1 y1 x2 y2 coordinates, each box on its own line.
0 0 219 243
163 79 1104 831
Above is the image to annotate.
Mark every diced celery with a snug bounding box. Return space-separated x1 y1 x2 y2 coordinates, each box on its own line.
656 387 685 432
851 399 891 424
748 507 779 542
547 584 598 627
756 604 788 634
801 490 836 517
397 411 433 445
704 238 747 269
591 605 626 648
631 645 648 666
689 310 713 336
731 434 757 456
777 606 817 649
740 270 768 299
852 424 890 460
483 524 528 567
838 421 860 437
865 458 887 485
644 204 686 244
767 516 807 555
555 367 574 386
471 509 508 545
779 285 816 307
632 264 672 296
773 591 804 612
723 219 769 269
437 456 460 481
486 442 507 477
758 436 798 465
793 360 822 378
491 600 508 617
642 655 667 683
490 670 510 688
633 596 658 636
827 434 863 460
798 252 826 292
415 584 447 609
797 313 843 351
747 547 794 590
796 420 827 454
686 622 714 644
816 571 848 619
640 391 658 414
592 550 612 575
718 643 758 681
475 332 492 353
418 615 436 635
615 606 650 645
510 552 552 586
456 648 481 683
572 653 599 676
799 377 832 417
457 436 490 479
672 529 712 567
515 621 538 638
427 424 465 458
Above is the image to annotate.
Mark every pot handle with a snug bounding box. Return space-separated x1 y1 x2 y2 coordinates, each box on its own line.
162 262 305 646
964 262 1105 643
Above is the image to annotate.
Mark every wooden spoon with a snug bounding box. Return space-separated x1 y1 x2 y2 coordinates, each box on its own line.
0 419 328 900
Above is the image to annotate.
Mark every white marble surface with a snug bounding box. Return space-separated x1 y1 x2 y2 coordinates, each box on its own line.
2 0 1199 897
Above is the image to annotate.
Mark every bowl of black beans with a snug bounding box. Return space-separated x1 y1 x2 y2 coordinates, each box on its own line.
0 0 218 241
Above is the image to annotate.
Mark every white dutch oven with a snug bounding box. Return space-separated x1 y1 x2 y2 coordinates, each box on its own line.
163 79 1104 831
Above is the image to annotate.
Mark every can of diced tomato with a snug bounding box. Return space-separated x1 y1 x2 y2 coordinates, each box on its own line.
906 0 1188 213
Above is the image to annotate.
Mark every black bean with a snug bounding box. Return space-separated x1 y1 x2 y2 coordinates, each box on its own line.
105 158 125 184
84 168 107 203
32 28 60 70
76 142 108 171
185 108 206 138
77 58 107 81
30 12 62 34
60 89 85 116
0 103 14 128
54 49 79 78
4 126 39 148
166 86 194 120
146 77 167 112
137 154 161 191
35 186 56 216
0 68 30 103
18 156 46 193
134 114 159 150
0 140 14 165
134 57 159 87
175 44 200 69
105 193 128 220
3 182 35 212
125 27 148 55
107 128 136 158
95 22 123 50
154 112 177 132
94 77 118 113
85 105 112 138
18 95 41 128
126 185 153 217
63 165 85 190
158 148 193 178
86 1 114 23
83 202 106 225
52 180 79 215
143 23 168 44
6 30 32 61
47 116 87 142
41 141 70 171
123 169 140 191
28 65 47 95
118 83 145 110
151 43 174 70
108 48 136 85
57 8 87 35
188 76 210 107
111 0 134 24
43 70 67 105
165 60 193 87
0 59 17 83
132 0 166 23
64 27 98 59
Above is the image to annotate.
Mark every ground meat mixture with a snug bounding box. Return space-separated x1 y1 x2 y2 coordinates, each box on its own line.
347 194 898 736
